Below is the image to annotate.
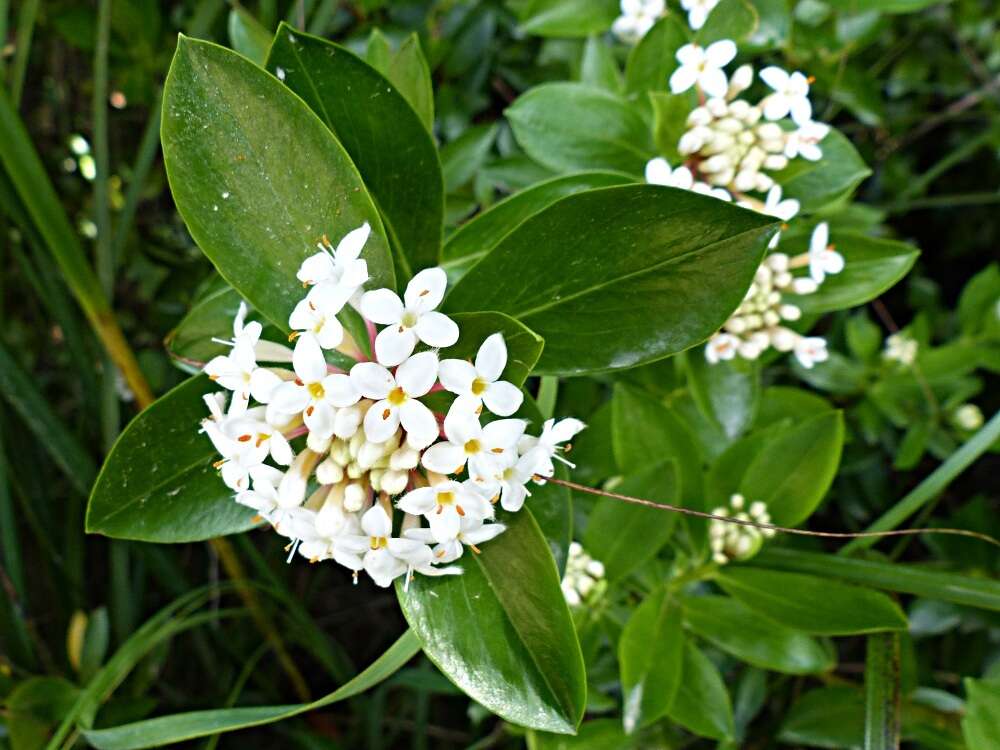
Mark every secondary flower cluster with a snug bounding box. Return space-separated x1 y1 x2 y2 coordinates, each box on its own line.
201 224 585 588
705 222 842 369
708 493 775 565
612 0 721 41
560 542 606 606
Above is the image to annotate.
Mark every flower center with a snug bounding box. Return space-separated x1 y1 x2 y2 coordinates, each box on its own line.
400 310 418 328
437 490 455 506
308 381 325 400
370 536 389 550
463 439 481 455
387 387 408 406
470 377 488 396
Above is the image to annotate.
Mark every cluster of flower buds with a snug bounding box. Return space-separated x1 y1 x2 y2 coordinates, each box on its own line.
883 332 918 366
560 542 606 606
201 223 586 588
706 222 844 368
708 493 775 565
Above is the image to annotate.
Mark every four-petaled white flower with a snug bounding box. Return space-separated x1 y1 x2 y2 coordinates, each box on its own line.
762 185 801 248
807 222 844 283
794 336 828 369
438 333 523 417
204 303 280 415
397 480 494 543
680 0 720 30
669 41 737 99
405 517 506 563
760 67 813 126
705 333 740 364
518 417 586 479
350 351 440 448
645 158 695 189
421 403 525 488
289 288 345 350
297 222 371 309
270 334 359 436
492 451 542 512
360 268 459 366
611 0 665 44
338 505 435 587
785 121 829 162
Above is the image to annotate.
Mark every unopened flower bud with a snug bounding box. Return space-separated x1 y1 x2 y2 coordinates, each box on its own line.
764 154 789 170
316 456 344 485
779 304 801 321
706 98 729 117
770 327 797 352
343 482 368 512
767 253 789 272
687 106 712 127
381 469 409 496
306 431 331 453
728 65 754 97
739 341 762 360
792 277 819 295
390 445 420 471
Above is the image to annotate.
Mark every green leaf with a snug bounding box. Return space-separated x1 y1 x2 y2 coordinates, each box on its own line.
226 7 271 66
441 311 544 388
442 171 633 272
779 686 865 749
81 630 420 749
754 548 1000 613
396 509 586 734
507 83 654 175
516 0 620 37
583 461 679 582
266 25 443 276
624 15 688 95
163 283 245 369
618 588 684 732
686 354 759 441
864 633 901 750
162 37 394 332
441 123 498 193
86 375 256 542
696 0 759 44
667 641 735 741
788 233 919 314
650 91 695 164
957 263 1000 336
717 567 908 635
738 410 844 526
774 128 871 211
527 719 640 749
705 424 781 501
6 677 80 750
444 185 777 375
682 594 835 674
962 678 1000 749
580 36 622 92
383 33 435 132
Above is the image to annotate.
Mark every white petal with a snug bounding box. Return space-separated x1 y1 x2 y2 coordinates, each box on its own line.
442 402 481 445
322 373 360 407
790 97 813 126
414 311 459 349
288 299 318 332
360 288 404 325
698 68 729 99
762 94 790 121
429 512 461 543
374 325 417 367
705 39 736 67
399 400 439 450
315 317 345 350
404 267 448 312
361 504 392 537
549 417 587 444
269 433 294 466
482 381 523 417
438 359 477 396
292 334 328 384
249 368 283 403
475 333 507 382
421 442 466 474
810 222 829 254
350 362 394 400
481 418 527 451
363 400 400 443
397 487 437 515
396 351 439 397
675 43 703 67
501 482 528 512
297 251 334 285
669 65 698 94
759 66 790 92
335 222 371 261
304 400 335 437
270 381 310 415
645 157 672 185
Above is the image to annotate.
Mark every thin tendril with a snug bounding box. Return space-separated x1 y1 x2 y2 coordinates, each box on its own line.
543 477 1000 549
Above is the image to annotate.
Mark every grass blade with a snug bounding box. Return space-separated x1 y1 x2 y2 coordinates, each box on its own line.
864 633 901 750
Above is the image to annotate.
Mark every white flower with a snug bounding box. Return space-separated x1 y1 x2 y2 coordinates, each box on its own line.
204 303 280 415
269 335 360 436
235 465 286 520
225 414 294 467
807 223 844 283
438 333 523 417
405 517 506 563
360 268 459 367
681 0 720 30
338 505 434 587
397 480 494 543
350 351 440 448
705 333 740 363
762 185 800 249
288 289 345 350
785 121 829 162
953 404 984 431
883 333 918 366
759 67 813 126
276 449 323 509
669 41 737 99
297 222 371 309
611 0 665 44
493 451 541 512
421 402 526 488
793 336 828 369
518 417 586 479
645 158 695 189
296 487 365 565
691 182 732 201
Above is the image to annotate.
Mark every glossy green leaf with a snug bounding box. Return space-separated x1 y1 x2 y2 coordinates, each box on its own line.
527 719 641 749
962 678 1000 749
445 185 777 375
754 548 1000 612
367 32 434 132
697 0 759 43
686 354 759 441
682 594 835 674
717 567 908 635
516 0 619 37
6 677 80 750
775 128 871 211
864 633 901 750
618 588 684 732
705 424 782 500
162 37 393 331
583 461 678 582
226 7 271 66
789 233 919 314
651 91 695 163
164 283 245 369
739 410 844 526
82 630 420 749
86 375 256 542
396 509 586 734
667 641 735 741
267 25 443 276
779 686 865 749
442 171 633 274
441 123 498 193
624 15 688 95
580 35 622 92
441 311 544 388
507 83 654 175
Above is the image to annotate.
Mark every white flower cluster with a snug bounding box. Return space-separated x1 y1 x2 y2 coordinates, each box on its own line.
201 224 585 588
560 542 605 606
708 493 775 565
706 222 843 368
612 0 721 42
883 332 918 366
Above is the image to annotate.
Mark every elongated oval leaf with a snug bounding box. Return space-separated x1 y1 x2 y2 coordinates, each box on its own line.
625 16 688 95
774 128 871 211
682 595 834 674
667 642 735 741
507 83 654 175
267 25 443 276
445 185 777 375
779 687 865 748
717 567 908 635
86 376 254 542
161 36 394 332
618 588 684 733
516 0 619 38
396 509 586 734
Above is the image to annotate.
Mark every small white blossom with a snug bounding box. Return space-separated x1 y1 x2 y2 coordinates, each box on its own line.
953 404 984 431
350 351 440 448
611 0 665 44
669 41 738 99
397 480 494 543
681 0 720 30
561 542 605 606
518 417 586 479
421 402 526 488
204 304 281 415
785 121 829 162
705 332 740 363
438 333 523 417
807 223 844 283
338 505 435 588
645 158 695 189
297 222 371 309
759 66 814 126
883 333 918 366
405 517 507 563
289 290 345 350
794 336 828 369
